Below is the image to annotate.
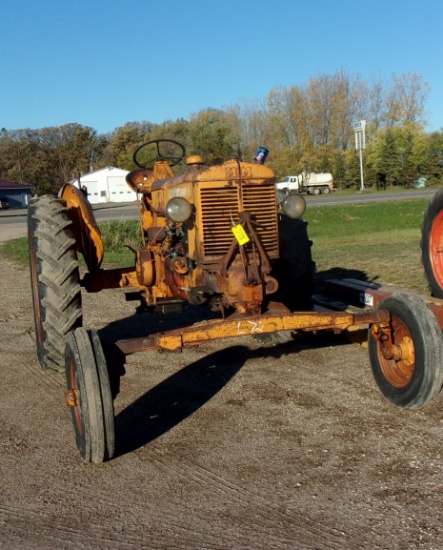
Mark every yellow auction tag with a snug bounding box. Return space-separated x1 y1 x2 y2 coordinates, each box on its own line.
231 224 250 246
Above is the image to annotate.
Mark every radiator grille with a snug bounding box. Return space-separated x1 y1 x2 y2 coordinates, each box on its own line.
199 184 279 259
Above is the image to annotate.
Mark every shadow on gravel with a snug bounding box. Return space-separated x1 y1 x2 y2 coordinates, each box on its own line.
113 344 249 457
109 332 348 459
95 268 367 459
314 266 375 290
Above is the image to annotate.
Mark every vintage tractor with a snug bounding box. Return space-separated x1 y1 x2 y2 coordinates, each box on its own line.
28 140 443 463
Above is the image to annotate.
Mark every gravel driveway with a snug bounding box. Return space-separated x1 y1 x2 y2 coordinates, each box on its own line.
1 256 443 549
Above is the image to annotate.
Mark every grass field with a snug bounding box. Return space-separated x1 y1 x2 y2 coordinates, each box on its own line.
304 198 430 295
0 198 432 296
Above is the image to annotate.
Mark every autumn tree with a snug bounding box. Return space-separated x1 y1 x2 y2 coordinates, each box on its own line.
425 131 443 184
185 108 240 163
0 70 438 195
38 124 105 186
385 72 430 128
108 121 156 169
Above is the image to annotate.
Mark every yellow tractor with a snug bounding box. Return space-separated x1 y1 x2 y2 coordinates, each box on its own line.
28 139 443 463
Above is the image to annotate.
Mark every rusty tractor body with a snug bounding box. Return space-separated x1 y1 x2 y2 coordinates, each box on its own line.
28 139 443 463
63 142 306 317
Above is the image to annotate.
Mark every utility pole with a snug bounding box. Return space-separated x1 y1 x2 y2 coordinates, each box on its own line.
353 120 366 191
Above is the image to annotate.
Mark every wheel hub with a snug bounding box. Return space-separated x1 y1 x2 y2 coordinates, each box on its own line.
373 321 416 388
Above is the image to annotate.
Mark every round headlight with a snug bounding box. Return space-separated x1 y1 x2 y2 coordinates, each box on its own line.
281 193 306 219
166 197 193 222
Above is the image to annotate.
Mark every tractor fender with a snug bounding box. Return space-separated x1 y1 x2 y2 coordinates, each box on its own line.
59 183 104 273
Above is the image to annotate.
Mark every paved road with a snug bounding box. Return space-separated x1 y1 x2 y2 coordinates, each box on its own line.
0 202 139 242
0 188 437 242
306 188 436 206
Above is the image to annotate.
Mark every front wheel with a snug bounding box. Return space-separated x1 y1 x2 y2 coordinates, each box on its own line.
368 293 443 409
65 328 115 463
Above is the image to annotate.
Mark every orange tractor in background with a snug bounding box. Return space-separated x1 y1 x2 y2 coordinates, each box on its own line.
28 139 443 463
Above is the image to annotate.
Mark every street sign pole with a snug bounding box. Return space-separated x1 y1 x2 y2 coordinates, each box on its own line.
353 120 366 192
358 147 364 191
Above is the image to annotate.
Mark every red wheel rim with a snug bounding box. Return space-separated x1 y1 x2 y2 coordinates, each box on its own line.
377 317 416 388
430 210 443 288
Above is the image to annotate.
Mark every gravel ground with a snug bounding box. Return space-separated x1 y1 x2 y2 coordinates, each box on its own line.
1 256 443 549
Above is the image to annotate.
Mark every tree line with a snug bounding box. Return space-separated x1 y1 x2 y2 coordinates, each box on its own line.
1 70 442 195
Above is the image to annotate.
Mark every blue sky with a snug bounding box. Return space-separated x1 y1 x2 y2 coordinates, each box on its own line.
1 0 442 135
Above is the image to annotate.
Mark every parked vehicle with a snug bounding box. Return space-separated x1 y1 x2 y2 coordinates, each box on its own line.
276 173 333 195
0 197 10 209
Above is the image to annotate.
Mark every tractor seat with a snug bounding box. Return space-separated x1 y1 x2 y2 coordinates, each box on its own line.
126 169 155 194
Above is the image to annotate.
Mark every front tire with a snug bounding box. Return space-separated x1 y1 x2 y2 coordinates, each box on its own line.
28 196 82 372
368 293 443 409
421 189 443 298
65 328 115 463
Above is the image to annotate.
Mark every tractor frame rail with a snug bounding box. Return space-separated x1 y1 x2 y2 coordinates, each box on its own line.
115 299 390 355
321 278 443 329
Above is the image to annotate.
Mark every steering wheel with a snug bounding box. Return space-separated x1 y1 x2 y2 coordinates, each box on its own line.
133 139 186 169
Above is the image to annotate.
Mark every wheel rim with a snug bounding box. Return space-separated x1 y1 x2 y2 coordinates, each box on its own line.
29 234 44 351
66 354 83 439
65 339 91 462
430 210 443 288
377 317 416 388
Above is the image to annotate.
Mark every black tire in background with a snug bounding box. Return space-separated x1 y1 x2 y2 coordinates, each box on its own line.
368 293 443 409
421 189 443 298
272 214 315 312
257 215 315 346
28 196 82 372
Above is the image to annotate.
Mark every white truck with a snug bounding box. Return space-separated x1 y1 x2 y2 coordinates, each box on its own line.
276 172 333 195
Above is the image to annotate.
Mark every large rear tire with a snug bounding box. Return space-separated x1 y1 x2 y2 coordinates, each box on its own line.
272 214 315 312
368 293 443 409
28 196 82 372
257 216 315 346
421 189 443 298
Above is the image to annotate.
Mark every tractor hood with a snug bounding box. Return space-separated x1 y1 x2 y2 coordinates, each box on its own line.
152 158 275 192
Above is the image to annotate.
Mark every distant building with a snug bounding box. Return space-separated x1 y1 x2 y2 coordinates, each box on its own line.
71 167 135 205
0 180 34 208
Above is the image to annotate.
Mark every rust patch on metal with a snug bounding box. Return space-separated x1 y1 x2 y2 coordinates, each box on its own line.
116 307 390 355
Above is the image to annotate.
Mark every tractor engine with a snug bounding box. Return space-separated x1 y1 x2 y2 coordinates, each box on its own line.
125 141 307 315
